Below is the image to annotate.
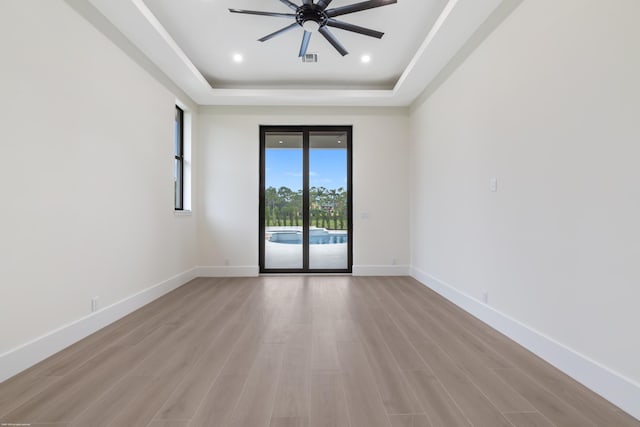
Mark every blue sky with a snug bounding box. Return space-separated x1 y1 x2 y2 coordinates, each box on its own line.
266 148 347 191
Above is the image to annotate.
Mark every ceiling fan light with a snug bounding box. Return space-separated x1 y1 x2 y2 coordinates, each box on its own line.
302 20 321 32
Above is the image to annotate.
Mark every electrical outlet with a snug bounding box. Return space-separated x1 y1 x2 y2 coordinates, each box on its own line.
481 290 489 304
391 258 397 265
91 297 99 312
224 259 230 266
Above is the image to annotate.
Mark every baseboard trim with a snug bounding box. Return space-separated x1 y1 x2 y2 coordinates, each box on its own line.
196 265 260 277
352 265 410 276
196 265 409 277
0 267 198 383
410 267 640 421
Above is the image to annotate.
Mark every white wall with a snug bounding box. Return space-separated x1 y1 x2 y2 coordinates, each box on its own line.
197 106 410 275
0 0 197 369
410 0 640 411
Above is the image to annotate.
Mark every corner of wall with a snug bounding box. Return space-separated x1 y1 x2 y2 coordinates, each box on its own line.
352 265 411 276
0 268 198 383
196 266 260 278
410 267 640 421
409 0 525 113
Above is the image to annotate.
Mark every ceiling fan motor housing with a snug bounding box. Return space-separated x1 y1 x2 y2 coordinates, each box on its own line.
296 5 328 31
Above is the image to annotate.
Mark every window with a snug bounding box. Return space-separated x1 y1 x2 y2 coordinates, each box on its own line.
174 106 184 210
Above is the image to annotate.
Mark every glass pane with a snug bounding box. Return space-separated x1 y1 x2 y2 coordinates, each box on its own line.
264 132 304 269
175 107 183 155
309 131 348 270
174 121 180 155
174 158 182 209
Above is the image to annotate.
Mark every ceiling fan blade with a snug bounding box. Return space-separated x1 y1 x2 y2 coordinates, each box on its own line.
302 0 314 5
326 19 384 38
259 22 301 42
279 0 300 11
318 27 348 56
299 31 312 57
229 9 295 18
316 0 333 10
325 0 397 18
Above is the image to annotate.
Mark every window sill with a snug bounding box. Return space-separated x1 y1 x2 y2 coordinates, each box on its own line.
174 210 192 217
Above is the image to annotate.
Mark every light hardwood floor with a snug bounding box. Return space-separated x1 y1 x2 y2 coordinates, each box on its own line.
1 276 637 426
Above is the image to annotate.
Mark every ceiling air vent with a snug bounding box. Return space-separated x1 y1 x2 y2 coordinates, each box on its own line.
302 53 318 63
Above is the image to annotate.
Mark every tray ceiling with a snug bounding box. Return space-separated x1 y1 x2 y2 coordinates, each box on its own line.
85 0 507 106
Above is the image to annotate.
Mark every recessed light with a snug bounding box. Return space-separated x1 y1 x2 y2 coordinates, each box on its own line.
361 54 371 64
279 140 284 144
337 140 342 144
232 53 243 63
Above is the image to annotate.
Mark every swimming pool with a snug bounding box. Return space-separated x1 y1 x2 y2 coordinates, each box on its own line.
269 231 348 245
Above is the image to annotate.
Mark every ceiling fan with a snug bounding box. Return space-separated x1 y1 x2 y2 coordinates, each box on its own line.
229 0 397 57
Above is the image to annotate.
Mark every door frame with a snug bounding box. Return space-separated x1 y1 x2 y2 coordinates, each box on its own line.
259 125 353 274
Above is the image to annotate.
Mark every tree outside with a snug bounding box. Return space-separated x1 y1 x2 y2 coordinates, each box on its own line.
265 185 347 230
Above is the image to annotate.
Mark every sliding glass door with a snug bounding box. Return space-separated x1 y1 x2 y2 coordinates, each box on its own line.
262 131 304 270
260 126 352 273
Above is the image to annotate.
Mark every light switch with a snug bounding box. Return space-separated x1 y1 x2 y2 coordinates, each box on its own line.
490 178 498 192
